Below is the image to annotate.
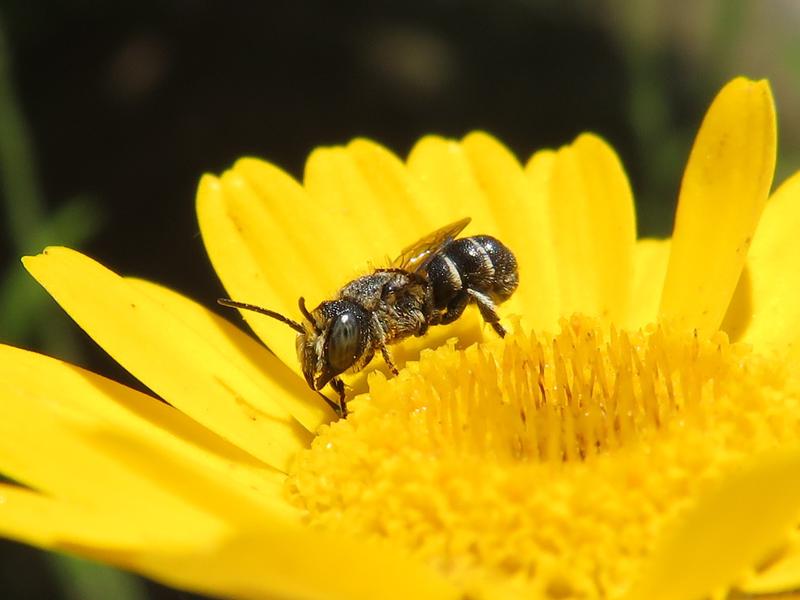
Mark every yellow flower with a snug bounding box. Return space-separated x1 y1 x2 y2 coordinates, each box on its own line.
2 76 800 599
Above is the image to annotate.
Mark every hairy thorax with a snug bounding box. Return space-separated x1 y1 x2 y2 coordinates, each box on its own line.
338 270 429 345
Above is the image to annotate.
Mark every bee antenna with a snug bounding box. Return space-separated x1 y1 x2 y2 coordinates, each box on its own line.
217 298 305 334
298 297 321 334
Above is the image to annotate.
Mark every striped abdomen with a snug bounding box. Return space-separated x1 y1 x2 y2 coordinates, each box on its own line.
425 235 519 312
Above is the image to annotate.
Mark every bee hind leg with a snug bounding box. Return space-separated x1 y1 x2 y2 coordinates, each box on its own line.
466 289 507 337
438 292 469 325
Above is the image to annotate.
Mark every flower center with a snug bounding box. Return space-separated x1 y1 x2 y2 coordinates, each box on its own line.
286 316 800 599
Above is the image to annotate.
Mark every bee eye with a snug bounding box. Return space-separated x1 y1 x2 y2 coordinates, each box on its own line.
328 312 362 372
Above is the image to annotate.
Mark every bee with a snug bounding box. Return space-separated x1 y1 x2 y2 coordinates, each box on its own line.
218 217 518 416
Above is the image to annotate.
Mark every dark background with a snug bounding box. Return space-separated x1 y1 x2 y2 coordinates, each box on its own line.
1 1 799 598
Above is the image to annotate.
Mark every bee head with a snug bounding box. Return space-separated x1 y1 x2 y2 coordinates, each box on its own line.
216 296 369 395
296 298 370 390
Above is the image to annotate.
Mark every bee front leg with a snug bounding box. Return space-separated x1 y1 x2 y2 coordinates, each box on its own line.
379 344 400 376
370 314 400 376
466 289 507 337
329 377 348 418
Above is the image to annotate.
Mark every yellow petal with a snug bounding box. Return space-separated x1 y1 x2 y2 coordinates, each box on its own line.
0 489 219 588
524 148 560 320
0 378 225 547
407 134 499 236
1 460 456 600
526 134 637 322
5 492 457 600
722 171 800 364
136 527 459 600
237 147 404 298
460 131 560 329
0 343 297 521
303 147 407 264
626 446 800 600
627 238 671 328
659 78 777 333
739 532 800 594
83 415 297 527
0 484 149 550
304 143 425 259
1 466 455 600
346 137 438 235
23 248 311 471
196 171 308 379
129 277 331 431
0 348 431 600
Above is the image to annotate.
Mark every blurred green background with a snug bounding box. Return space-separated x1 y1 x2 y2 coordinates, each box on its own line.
0 1 799 598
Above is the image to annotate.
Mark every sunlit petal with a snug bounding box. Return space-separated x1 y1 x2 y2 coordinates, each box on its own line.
0 343 293 521
660 78 776 332
627 238 670 328
461 131 560 329
135 528 458 600
0 484 151 550
407 135 499 235
526 134 636 323
128 278 332 431
722 171 800 366
0 373 225 546
23 248 311 471
627 446 800 600
738 531 800 595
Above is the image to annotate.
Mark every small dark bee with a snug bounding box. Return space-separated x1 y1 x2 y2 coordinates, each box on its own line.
219 217 518 416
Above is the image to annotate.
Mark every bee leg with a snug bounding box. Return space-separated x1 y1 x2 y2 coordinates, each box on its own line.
379 344 400 376
329 377 348 417
371 315 400 376
438 292 469 325
466 289 507 338
317 391 344 416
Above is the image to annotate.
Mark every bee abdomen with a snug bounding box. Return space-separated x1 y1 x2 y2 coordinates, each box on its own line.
426 235 518 309
470 235 518 300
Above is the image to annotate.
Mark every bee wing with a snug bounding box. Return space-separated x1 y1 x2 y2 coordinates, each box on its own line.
391 217 471 273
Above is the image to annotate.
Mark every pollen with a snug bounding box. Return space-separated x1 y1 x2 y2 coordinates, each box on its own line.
286 316 800 599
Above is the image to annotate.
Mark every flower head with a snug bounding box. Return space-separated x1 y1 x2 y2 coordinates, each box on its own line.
2 77 800 600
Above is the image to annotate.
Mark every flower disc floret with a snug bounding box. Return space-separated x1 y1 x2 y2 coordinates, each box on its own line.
288 316 800 598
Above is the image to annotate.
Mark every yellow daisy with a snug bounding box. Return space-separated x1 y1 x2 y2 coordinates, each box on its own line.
3 76 800 599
